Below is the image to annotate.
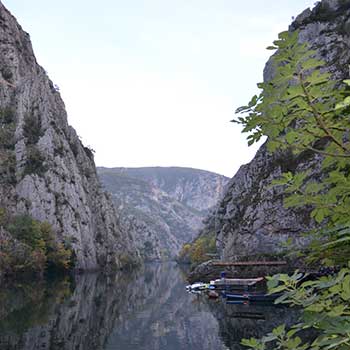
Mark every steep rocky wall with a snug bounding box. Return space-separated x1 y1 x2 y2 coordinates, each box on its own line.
98 167 229 260
0 2 139 270
213 0 350 261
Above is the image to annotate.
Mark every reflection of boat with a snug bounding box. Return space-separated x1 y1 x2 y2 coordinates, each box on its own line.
229 311 265 320
209 277 264 288
224 292 282 302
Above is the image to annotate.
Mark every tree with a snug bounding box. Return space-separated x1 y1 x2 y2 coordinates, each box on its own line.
234 30 350 350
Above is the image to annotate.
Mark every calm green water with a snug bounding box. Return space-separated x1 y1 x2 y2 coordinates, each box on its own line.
0 263 298 350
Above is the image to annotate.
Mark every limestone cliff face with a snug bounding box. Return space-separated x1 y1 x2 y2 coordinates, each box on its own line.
98 167 229 260
211 0 350 261
0 2 139 270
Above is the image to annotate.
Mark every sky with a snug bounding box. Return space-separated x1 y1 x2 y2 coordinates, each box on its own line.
3 0 316 177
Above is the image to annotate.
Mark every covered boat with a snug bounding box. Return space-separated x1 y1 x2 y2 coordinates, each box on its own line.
223 291 282 302
209 277 264 289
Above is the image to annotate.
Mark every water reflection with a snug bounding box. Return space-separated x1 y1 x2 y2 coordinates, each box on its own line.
208 300 299 349
105 263 228 350
0 263 299 350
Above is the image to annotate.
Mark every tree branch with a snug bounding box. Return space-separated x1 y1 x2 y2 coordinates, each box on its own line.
298 73 350 154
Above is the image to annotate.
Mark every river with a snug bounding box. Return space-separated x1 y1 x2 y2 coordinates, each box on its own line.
0 263 299 350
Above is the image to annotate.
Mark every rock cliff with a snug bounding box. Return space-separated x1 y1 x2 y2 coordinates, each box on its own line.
208 0 350 262
0 2 139 271
98 167 229 260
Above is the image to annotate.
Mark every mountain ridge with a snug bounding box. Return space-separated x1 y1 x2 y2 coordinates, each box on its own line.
98 166 229 260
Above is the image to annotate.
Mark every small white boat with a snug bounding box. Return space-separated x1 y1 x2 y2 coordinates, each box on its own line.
186 282 209 292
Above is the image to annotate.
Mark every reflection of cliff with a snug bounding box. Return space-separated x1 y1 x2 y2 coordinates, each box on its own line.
0 264 229 350
0 264 298 350
0 272 139 350
105 263 228 350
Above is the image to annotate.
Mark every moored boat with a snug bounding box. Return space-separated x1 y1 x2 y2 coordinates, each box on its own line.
209 277 264 288
223 291 282 302
186 282 209 292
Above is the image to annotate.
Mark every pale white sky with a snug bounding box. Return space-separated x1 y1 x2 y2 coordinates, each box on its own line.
3 0 316 177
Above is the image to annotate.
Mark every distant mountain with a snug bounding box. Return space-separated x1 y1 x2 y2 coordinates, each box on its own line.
97 167 229 260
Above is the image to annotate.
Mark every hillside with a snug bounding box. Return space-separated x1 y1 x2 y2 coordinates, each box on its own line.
105 167 229 213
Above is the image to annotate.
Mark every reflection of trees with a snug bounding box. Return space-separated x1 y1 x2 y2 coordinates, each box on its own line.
0 278 72 334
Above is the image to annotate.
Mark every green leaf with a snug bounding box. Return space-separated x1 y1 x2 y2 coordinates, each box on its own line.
286 131 299 144
272 324 286 337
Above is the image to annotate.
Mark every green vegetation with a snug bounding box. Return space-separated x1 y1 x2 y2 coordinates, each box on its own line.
234 30 350 350
118 252 139 270
23 111 43 145
178 233 216 265
0 108 16 184
0 209 73 276
23 145 47 176
22 111 47 176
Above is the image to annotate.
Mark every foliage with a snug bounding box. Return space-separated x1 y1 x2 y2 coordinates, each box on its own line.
234 30 350 350
0 211 73 275
118 252 139 270
0 108 16 184
23 112 43 145
243 267 350 350
23 145 47 176
178 233 217 265
0 108 15 125
22 112 47 176
0 151 16 184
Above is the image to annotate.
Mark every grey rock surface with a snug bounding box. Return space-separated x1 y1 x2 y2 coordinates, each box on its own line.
205 0 350 262
0 2 139 270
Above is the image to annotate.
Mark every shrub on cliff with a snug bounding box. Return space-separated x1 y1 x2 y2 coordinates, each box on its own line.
0 108 16 184
0 210 72 276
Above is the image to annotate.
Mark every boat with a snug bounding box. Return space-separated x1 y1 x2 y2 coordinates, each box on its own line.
223 291 282 302
186 282 209 292
209 277 264 289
